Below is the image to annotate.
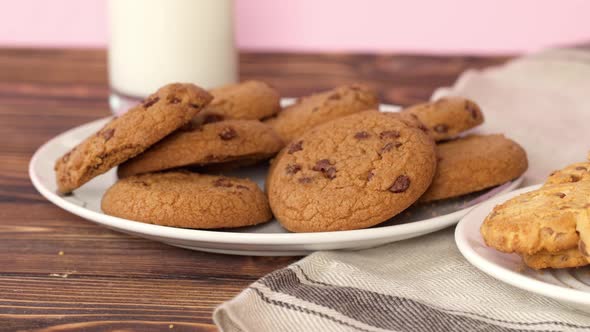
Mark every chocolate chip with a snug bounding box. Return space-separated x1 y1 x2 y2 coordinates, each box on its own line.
312 159 337 179
312 159 333 172
354 131 370 140
379 130 400 139
169 97 182 104
418 124 429 132
298 177 313 184
142 96 159 108
433 124 449 133
571 175 581 182
324 167 337 179
380 142 402 154
61 151 72 163
213 178 233 187
288 141 303 154
219 127 237 140
190 103 202 109
100 128 115 141
389 175 410 193
367 170 375 181
541 227 555 235
555 192 566 198
286 164 301 175
203 114 224 124
180 121 201 132
328 93 341 100
580 241 589 256
575 166 588 171
465 101 478 119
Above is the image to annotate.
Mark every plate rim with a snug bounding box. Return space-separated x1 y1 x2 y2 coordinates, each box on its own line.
455 184 590 306
29 101 523 247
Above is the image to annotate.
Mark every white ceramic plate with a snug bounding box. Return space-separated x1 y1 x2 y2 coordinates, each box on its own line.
30 99 523 256
455 184 590 314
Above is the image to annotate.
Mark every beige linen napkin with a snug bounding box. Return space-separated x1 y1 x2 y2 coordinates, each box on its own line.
214 49 590 332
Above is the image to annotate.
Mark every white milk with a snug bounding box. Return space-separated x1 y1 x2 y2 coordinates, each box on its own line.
108 0 237 114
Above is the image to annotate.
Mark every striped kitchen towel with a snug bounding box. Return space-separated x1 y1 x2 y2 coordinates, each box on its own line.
214 48 590 331
214 229 590 332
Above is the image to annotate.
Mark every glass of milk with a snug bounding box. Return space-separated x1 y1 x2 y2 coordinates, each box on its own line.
108 0 237 115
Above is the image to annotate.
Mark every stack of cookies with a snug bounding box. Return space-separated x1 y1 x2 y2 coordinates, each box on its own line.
55 81 528 233
481 157 590 269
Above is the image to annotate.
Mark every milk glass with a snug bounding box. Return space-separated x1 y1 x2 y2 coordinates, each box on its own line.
108 0 237 115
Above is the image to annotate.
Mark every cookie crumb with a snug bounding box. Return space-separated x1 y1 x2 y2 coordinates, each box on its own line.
58 251 64 256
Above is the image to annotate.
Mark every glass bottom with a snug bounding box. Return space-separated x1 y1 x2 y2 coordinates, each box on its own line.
109 90 144 116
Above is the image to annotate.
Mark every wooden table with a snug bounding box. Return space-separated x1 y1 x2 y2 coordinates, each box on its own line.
0 49 508 331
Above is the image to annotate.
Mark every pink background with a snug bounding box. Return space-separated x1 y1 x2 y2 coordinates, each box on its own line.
2 0 589 54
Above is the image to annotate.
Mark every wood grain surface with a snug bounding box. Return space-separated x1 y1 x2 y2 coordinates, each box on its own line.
0 49 509 331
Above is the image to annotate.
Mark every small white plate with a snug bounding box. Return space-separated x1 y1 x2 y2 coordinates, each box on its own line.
29 99 523 256
455 184 590 314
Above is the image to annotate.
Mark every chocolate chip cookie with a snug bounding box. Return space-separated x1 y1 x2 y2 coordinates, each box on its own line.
522 248 589 270
265 84 379 143
545 161 590 186
55 83 213 193
420 134 528 202
196 80 281 123
403 97 484 142
118 120 283 177
267 110 437 232
481 180 590 256
101 172 272 229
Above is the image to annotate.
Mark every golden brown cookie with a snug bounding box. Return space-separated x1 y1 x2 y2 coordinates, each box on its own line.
196 80 281 123
101 172 271 229
481 180 590 256
522 248 589 270
575 204 590 262
403 97 484 142
544 161 590 186
267 111 437 232
419 134 528 202
265 84 379 143
55 83 212 194
118 120 283 177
